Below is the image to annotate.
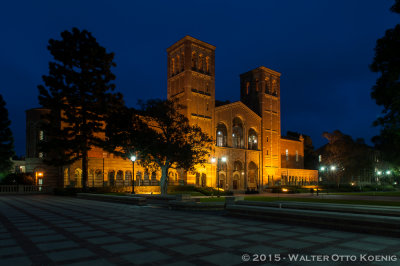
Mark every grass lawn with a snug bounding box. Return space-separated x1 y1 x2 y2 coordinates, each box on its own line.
104 192 129 196
199 197 226 202
331 191 400 197
168 191 205 196
243 196 400 207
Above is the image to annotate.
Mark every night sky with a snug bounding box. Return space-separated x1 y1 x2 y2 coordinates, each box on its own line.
1 0 398 156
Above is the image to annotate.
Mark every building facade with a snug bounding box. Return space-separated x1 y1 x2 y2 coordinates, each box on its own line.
25 36 317 191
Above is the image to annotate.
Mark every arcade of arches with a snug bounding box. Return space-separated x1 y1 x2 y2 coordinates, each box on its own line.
25 36 318 191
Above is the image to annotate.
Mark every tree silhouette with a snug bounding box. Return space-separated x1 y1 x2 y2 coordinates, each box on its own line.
106 99 213 194
370 0 400 167
38 28 122 189
0 94 14 179
318 130 372 186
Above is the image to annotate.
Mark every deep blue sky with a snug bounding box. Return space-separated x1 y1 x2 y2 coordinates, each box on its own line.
1 0 398 156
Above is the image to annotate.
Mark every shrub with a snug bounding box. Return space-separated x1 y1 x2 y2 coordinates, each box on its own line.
0 173 35 185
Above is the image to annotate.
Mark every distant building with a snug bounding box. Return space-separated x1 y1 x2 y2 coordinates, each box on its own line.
25 36 317 190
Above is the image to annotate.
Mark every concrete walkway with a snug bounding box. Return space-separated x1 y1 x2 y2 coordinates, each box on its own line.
236 192 400 202
0 195 399 265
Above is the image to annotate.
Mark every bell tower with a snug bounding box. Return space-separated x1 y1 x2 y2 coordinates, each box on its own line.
166 36 216 137
240 66 282 185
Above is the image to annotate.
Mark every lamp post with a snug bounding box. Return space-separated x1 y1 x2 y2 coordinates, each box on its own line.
130 155 136 194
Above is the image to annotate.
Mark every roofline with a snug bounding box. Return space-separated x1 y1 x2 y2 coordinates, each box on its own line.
240 66 281 77
25 107 50 113
215 101 261 120
167 36 216 52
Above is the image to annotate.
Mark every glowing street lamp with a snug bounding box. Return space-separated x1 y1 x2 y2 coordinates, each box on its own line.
330 166 336 171
130 155 136 194
386 170 391 175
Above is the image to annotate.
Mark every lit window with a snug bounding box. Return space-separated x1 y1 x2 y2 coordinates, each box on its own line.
248 129 258 150
39 130 44 141
39 152 43 158
216 123 227 147
296 150 298 162
318 155 322 162
286 149 289 161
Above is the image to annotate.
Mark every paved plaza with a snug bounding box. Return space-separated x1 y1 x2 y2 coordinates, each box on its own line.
0 195 399 266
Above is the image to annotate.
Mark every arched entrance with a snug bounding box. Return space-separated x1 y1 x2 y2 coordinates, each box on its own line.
248 162 258 189
233 161 243 190
201 173 206 187
218 173 225 190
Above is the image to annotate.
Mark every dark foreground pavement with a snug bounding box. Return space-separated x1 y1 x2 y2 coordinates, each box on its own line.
0 195 399 266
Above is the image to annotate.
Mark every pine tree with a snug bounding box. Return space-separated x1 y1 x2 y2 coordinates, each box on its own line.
38 28 122 189
0 94 14 179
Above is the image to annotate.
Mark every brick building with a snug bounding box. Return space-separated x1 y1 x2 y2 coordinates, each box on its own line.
25 36 317 191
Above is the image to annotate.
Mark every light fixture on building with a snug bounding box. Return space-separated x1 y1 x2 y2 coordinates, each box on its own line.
211 157 216 163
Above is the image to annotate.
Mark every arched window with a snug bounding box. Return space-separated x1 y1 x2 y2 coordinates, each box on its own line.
176 55 180 73
216 123 227 147
248 128 258 150
95 169 102 187
116 170 124 186
246 82 250 94
108 170 115 186
192 51 197 69
125 171 132 186
206 57 210 73
74 168 82 188
265 77 270 94
171 58 175 74
232 117 244 148
272 80 277 96
198 54 203 71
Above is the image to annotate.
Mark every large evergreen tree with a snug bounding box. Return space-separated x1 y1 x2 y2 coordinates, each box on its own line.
0 94 14 179
370 0 400 167
106 99 213 194
38 28 122 189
